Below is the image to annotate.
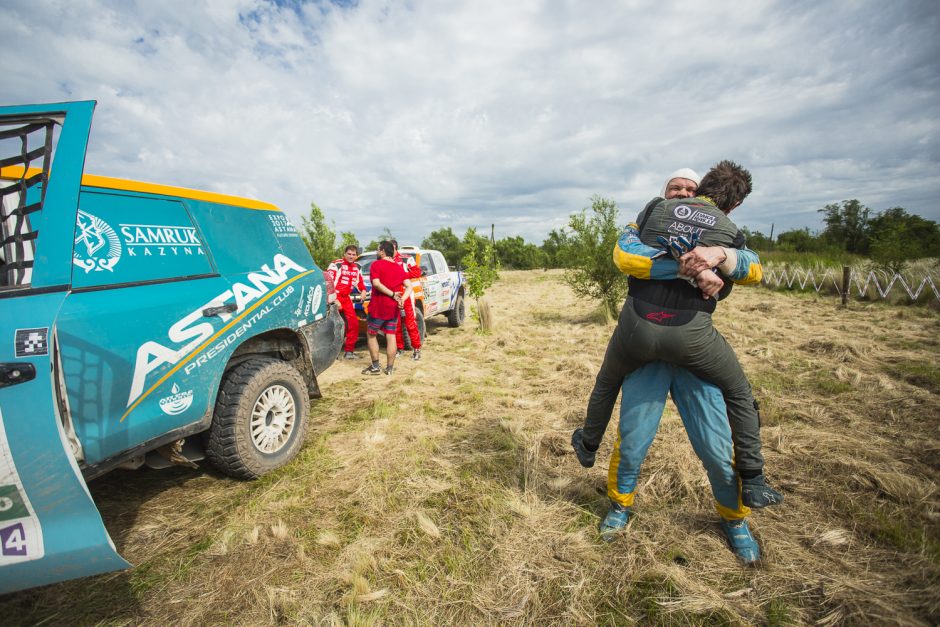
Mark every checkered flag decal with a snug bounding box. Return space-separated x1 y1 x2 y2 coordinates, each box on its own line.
15 328 48 357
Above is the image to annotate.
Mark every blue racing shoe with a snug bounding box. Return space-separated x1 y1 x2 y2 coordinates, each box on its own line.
599 502 632 542
721 518 760 564
571 428 596 468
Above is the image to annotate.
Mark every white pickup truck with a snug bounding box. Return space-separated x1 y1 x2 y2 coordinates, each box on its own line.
353 246 466 344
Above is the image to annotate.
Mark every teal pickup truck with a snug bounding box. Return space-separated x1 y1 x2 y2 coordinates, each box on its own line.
0 101 343 593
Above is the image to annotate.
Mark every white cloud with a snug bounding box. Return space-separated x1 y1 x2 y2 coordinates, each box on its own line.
3 0 938 245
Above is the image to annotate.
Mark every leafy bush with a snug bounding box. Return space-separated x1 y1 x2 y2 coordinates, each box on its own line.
559 195 625 319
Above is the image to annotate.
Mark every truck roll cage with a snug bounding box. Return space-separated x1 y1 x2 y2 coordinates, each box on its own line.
0 116 57 288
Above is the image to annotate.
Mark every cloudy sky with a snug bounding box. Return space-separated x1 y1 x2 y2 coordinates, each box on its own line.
3 0 938 246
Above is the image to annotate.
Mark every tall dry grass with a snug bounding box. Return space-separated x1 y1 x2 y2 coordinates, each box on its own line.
2 270 938 625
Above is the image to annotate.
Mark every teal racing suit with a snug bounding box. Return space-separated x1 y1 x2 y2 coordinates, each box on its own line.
607 362 750 521
583 196 766 475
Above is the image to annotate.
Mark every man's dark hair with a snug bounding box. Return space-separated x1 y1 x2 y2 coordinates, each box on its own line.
344 244 359 254
696 160 753 213
390 239 399 250
378 240 395 257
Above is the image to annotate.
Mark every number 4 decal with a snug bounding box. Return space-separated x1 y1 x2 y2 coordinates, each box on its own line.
0 523 28 556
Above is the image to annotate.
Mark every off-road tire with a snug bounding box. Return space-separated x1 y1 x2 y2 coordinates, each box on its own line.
403 307 426 350
447 292 465 327
205 358 308 480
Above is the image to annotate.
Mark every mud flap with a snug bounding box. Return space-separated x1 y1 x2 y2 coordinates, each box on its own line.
0 294 129 594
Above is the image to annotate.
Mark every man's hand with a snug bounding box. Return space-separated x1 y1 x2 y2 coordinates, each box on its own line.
695 268 724 299
680 246 727 276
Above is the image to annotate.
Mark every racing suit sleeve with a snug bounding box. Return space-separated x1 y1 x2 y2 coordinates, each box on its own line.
715 232 762 285
406 258 422 279
612 223 681 280
326 262 341 289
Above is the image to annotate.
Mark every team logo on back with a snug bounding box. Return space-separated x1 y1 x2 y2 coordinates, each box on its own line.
73 210 122 273
672 205 717 227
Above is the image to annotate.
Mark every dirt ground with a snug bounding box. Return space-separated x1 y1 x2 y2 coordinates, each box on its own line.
4 270 939 625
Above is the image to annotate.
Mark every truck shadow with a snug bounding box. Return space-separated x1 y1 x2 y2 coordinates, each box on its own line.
0 464 230 625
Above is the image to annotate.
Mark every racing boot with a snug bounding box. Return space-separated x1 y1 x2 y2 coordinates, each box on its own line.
599 502 632 542
344 351 362 360
720 518 760 564
570 428 597 468
741 474 784 508
412 348 421 361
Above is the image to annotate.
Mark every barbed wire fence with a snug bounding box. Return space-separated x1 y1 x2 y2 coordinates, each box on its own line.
761 266 940 305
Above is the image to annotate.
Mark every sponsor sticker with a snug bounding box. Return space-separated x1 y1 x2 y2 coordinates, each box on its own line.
268 214 300 238
119 222 206 258
158 384 194 416
672 205 717 227
181 284 295 377
667 221 705 238
0 408 44 565
294 284 323 320
14 328 48 358
125 254 308 414
73 210 122 273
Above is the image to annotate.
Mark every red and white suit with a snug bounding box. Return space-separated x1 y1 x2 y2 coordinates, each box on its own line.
393 252 422 350
326 257 367 352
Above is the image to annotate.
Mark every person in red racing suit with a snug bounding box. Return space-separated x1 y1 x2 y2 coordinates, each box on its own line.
391 240 423 360
326 245 367 359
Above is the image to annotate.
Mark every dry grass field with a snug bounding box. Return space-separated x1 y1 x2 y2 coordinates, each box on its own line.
4 270 939 625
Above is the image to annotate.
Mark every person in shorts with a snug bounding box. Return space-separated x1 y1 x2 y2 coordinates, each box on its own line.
362 240 412 375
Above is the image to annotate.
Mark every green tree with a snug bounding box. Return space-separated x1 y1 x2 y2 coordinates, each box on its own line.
422 227 463 266
868 207 940 272
562 196 626 318
774 228 818 253
541 228 571 268
495 235 546 269
365 227 396 253
739 226 773 252
819 199 870 254
300 202 337 268
338 231 360 254
462 227 500 327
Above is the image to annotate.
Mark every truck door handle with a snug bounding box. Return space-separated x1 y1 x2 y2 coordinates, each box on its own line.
0 363 36 388
202 303 238 317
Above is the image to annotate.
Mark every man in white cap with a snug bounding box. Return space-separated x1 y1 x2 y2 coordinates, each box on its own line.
573 162 782 498
661 168 699 200
571 167 776 562
569 168 703 462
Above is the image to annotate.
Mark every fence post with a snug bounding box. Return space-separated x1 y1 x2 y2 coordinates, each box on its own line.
841 266 850 306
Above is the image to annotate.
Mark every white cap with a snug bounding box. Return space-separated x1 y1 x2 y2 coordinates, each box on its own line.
661 168 701 197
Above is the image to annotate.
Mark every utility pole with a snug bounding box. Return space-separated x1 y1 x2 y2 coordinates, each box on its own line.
491 223 496 269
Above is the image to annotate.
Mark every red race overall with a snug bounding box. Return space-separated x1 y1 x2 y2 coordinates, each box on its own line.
326 257 366 352
393 252 422 350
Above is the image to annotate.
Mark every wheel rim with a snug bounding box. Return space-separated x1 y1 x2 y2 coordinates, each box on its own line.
249 384 296 454
457 298 465 322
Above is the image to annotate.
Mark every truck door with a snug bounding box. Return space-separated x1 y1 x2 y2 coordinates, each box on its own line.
430 250 456 312
55 190 226 469
0 101 128 594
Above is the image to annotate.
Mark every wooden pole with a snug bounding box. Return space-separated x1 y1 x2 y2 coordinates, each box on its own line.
841 265 850 306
